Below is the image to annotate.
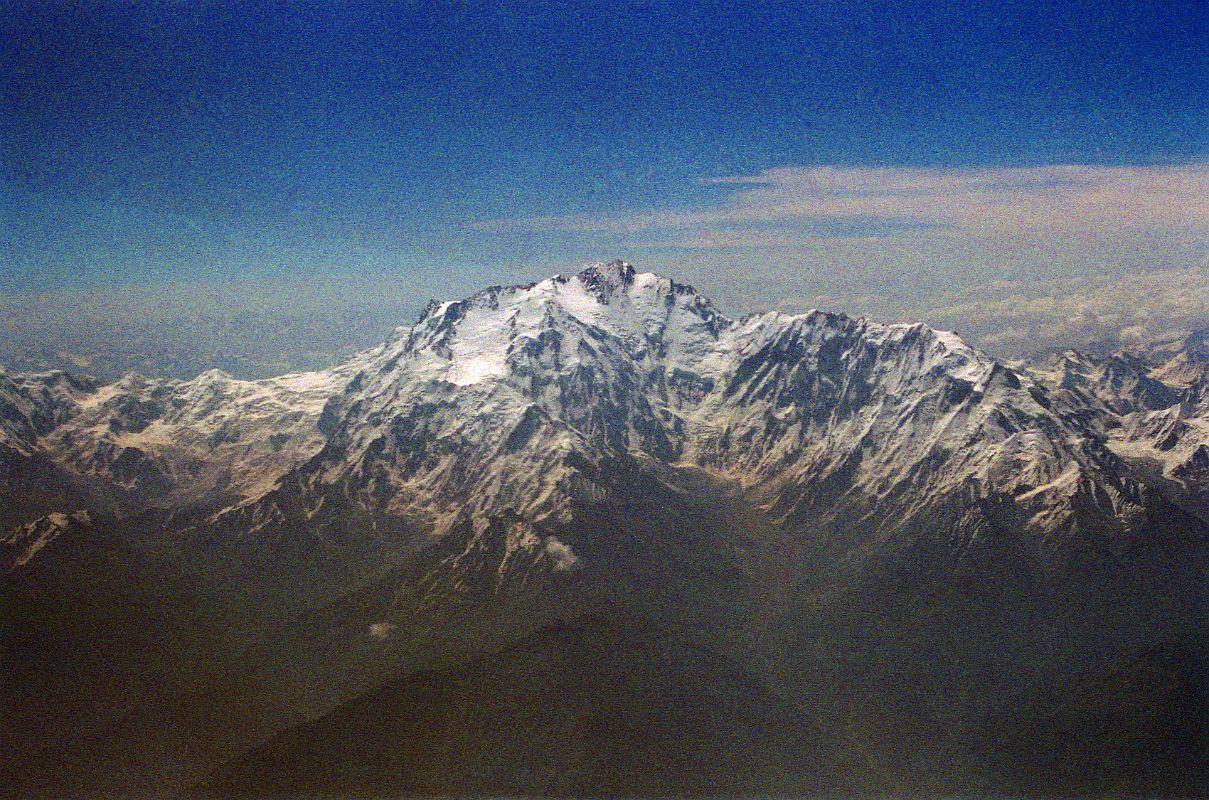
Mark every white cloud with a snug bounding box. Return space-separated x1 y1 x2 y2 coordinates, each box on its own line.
471 164 1209 242
467 163 1207 357
774 266 1209 357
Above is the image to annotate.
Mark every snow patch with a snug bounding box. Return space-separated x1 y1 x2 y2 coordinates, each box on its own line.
543 537 580 571
368 622 396 640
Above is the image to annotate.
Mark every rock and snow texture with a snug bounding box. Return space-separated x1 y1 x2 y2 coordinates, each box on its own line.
0 355 374 517
1023 336 1209 493
3 261 1207 569
1 510 92 568
225 262 1205 574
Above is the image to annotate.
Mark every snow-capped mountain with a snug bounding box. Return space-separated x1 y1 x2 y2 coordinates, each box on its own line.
3 262 1207 798
0 350 384 531
7 262 1204 547
1024 332 1209 518
4 260 1206 590
208 261 1203 580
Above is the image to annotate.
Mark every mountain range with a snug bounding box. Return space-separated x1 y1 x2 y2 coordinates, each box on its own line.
3 261 1207 797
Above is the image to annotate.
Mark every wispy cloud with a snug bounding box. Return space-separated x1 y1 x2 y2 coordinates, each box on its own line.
471 164 1209 243
774 266 1209 357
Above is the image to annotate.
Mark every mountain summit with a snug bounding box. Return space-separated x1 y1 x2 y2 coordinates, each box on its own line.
226 261 1198 571
3 262 1208 797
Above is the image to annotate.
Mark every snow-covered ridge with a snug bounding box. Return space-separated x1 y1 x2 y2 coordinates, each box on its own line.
1022 337 1209 487
231 262 1189 561
0 357 369 511
4 262 1207 570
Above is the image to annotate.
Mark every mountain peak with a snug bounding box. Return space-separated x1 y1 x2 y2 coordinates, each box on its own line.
576 260 636 292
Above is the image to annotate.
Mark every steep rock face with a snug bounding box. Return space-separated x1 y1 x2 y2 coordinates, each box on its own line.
1 510 92 569
1031 349 1183 415
10 263 1203 566
0 370 101 451
228 262 1201 584
0 371 113 529
8 262 1198 615
1144 328 1209 392
0 358 382 538
686 316 1112 553
1024 330 1209 519
220 263 729 552
42 368 349 504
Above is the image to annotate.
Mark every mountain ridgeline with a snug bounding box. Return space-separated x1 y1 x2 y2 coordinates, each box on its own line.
3 262 1207 797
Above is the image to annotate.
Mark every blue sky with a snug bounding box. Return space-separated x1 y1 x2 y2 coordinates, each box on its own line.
3 0 1206 307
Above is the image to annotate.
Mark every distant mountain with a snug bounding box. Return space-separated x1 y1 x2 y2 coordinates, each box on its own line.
3 262 1207 797
1024 329 1209 519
